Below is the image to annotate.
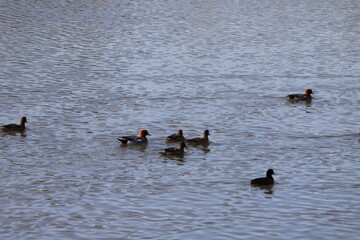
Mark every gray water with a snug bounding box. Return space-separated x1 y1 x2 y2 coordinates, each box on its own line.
1 0 360 239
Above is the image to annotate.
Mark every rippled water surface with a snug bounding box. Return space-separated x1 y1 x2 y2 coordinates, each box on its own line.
1 1 360 239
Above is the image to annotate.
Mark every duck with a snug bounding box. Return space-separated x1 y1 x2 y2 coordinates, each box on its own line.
159 142 187 156
251 169 275 185
185 129 210 146
166 129 185 142
1 117 27 132
287 89 313 101
117 129 151 144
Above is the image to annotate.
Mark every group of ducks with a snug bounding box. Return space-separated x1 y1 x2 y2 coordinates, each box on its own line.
116 128 274 185
0 89 314 186
118 129 209 153
1 118 274 186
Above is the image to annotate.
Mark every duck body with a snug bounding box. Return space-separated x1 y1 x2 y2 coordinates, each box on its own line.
1 117 27 132
117 129 151 144
160 142 187 156
185 129 210 146
251 169 275 185
287 89 313 101
166 129 185 142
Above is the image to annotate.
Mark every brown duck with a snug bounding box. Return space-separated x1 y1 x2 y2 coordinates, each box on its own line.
159 142 187 156
185 129 210 146
1 117 27 132
166 129 185 142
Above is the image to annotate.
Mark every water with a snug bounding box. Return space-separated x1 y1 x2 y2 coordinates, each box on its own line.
1 0 360 239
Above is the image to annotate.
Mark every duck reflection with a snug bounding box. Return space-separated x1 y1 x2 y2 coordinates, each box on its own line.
1 131 27 137
250 184 274 195
119 142 148 152
260 185 274 195
161 154 186 162
195 145 211 153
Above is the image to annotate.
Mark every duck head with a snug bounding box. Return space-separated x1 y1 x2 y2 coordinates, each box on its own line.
139 129 151 137
204 129 210 138
266 169 275 177
20 117 27 125
304 89 313 95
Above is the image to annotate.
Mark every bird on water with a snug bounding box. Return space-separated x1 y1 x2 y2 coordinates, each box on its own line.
159 141 187 156
166 129 185 142
185 129 210 146
251 169 275 185
1 117 27 132
117 129 151 144
287 89 313 101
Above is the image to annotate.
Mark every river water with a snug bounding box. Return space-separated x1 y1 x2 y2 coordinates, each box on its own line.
1 0 360 239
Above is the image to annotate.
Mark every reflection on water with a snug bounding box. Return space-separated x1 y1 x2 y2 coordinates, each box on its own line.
1 0 360 239
1 131 27 138
251 185 274 195
287 98 313 105
161 155 186 164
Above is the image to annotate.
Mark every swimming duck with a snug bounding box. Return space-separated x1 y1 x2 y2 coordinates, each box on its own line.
117 129 151 144
185 129 210 146
1 117 27 132
159 142 187 156
251 169 275 185
166 129 185 142
287 89 313 101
